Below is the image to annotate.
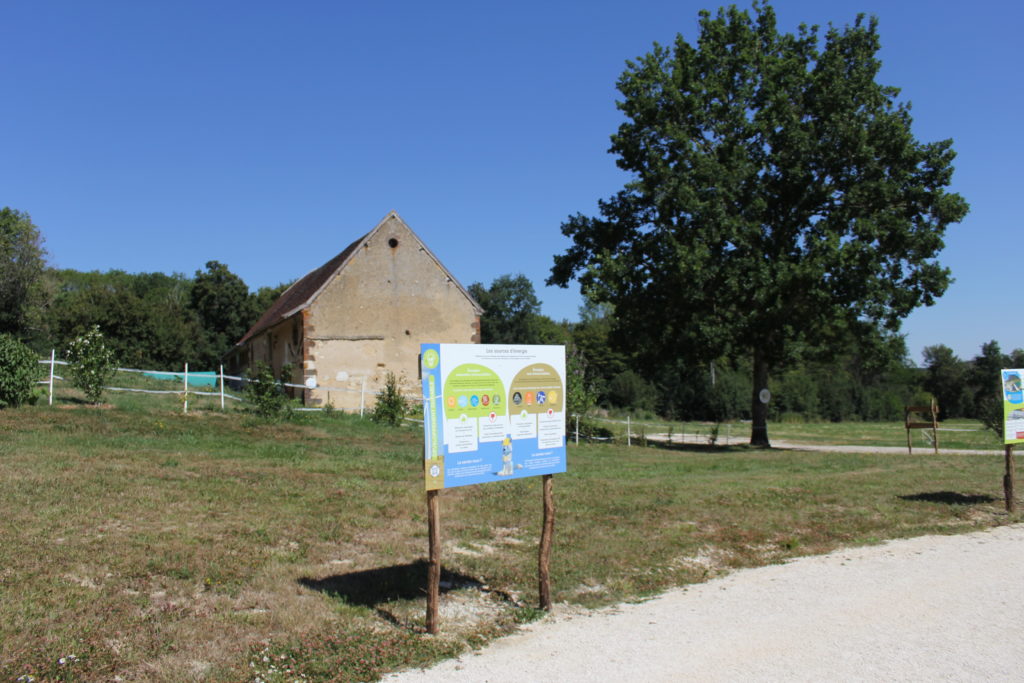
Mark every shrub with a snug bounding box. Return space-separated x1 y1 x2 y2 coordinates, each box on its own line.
245 362 292 420
566 347 598 420
0 334 40 408
606 370 657 411
372 371 407 426
66 326 117 404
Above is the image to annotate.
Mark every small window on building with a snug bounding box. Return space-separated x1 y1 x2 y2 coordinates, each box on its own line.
388 238 399 248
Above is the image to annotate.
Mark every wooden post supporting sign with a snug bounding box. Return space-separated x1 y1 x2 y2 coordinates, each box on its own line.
538 474 555 611
426 489 441 634
1005 445 1016 513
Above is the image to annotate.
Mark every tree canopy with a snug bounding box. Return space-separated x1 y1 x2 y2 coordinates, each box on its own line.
469 274 567 345
191 261 259 367
548 3 968 445
0 207 47 340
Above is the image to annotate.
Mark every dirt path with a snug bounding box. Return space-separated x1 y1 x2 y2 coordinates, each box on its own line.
645 433 1003 456
385 524 1024 682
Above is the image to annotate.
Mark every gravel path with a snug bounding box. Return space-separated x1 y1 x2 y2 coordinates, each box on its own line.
386 524 1024 682
648 433 1004 456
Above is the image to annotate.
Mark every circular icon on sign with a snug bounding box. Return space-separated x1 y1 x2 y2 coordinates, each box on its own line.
549 390 558 404
536 390 546 405
429 464 440 477
489 411 497 422
447 396 456 408
525 391 535 405
422 349 440 370
481 394 490 406
470 395 479 407
493 394 501 406
458 395 468 408
512 391 522 405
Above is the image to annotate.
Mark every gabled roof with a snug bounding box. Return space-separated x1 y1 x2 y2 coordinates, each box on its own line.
235 211 482 347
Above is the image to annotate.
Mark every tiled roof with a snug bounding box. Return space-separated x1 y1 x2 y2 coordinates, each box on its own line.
233 211 483 350
235 232 366 347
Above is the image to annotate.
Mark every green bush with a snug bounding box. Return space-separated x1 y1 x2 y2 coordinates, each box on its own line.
372 371 407 426
606 370 658 411
66 326 117 404
566 347 599 419
245 362 292 420
0 334 40 408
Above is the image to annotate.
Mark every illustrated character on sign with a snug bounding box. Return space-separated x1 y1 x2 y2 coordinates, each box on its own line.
497 436 514 476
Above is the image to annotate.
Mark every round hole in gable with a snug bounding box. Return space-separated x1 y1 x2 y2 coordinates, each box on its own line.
388 238 399 248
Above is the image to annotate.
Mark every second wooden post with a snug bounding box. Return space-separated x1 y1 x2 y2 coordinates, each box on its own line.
538 474 555 610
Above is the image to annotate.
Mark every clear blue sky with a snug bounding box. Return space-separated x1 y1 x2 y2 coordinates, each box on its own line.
3 0 1020 365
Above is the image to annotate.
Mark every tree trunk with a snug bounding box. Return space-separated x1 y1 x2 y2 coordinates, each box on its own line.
750 347 771 448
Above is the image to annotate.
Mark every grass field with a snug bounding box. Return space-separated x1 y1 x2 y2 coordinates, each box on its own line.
1 397 1018 681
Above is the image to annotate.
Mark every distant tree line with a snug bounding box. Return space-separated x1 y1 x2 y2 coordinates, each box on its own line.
470 274 1019 424
1 207 290 369
4 207 1014 422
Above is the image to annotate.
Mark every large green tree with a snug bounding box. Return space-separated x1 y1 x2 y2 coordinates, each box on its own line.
469 274 567 345
920 345 969 419
0 207 47 340
548 3 968 446
47 269 202 368
190 261 258 366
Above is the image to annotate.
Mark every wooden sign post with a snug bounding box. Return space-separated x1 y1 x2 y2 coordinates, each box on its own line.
419 343 568 633
1004 446 1016 513
426 489 441 634
904 400 939 455
538 474 555 610
999 369 1024 513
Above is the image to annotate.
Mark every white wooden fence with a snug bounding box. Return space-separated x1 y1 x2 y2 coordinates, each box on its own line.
37 352 422 415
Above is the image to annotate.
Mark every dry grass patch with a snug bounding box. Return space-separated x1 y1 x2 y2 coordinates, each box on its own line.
0 403 1018 680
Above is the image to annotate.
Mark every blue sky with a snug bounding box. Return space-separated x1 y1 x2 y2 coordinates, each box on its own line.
3 0 1020 365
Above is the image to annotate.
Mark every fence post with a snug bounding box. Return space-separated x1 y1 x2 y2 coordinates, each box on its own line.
360 376 366 418
48 349 55 406
627 415 631 447
575 414 579 445
219 364 225 411
183 363 189 414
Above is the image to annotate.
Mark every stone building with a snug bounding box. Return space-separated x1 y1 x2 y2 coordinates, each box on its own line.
228 211 481 410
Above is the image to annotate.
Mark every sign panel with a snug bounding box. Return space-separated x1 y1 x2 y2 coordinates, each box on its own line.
421 344 566 490
1003 369 1024 444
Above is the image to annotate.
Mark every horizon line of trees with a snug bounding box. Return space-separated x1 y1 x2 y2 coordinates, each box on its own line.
2 206 291 369
469 274 1019 425
4 207 1015 424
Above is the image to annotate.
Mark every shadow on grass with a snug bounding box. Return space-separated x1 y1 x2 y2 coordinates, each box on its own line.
899 491 998 505
299 561 504 629
54 396 95 406
644 439 755 454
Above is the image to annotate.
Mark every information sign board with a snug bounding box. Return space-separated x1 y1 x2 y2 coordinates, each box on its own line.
1003 369 1024 445
421 344 566 490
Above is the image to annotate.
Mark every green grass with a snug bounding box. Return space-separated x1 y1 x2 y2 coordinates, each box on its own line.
0 399 1018 681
